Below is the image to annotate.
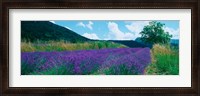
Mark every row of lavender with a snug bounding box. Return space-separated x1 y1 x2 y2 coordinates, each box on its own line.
21 48 151 75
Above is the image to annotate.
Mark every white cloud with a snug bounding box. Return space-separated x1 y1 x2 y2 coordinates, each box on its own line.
125 21 150 39
82 33 99 40
86 21 93 30
107 22 134 40
77 21 93 30
163 27 179 39
50 21 55 24
77 22 86 27
125 21 179 39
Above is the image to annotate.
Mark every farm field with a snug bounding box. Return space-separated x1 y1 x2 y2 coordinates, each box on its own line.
21 48 151 75
21 21 179 75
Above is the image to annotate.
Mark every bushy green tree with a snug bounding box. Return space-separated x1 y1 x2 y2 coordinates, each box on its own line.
140 21 172 44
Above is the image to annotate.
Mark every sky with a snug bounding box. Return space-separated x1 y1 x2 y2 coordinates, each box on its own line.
50 20 179 40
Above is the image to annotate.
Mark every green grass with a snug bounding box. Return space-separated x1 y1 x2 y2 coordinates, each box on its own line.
92 64 139 75
21 41 127 52
21 62 35 75
28 64 75 75
145 44 179 75
30 66 68 75
102 64 139 75
155 53 179 74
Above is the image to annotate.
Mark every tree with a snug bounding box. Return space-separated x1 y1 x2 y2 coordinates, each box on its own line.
140 21 172 44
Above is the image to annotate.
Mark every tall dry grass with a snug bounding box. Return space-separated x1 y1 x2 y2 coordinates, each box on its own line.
21 41 127 52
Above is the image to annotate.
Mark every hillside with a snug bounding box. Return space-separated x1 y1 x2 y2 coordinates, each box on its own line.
21 21 161 48
21 21 90 43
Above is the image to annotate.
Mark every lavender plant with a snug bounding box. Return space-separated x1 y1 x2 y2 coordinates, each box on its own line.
21 48 151 75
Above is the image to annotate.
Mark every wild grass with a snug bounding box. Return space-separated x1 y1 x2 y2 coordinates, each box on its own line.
21 41 127 52
145 44 179 75
29 65 73 75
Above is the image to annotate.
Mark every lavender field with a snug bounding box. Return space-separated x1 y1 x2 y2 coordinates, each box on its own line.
21 48 151 75
21 21 179 75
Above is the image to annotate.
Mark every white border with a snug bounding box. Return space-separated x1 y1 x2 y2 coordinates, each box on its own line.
9 9 191 87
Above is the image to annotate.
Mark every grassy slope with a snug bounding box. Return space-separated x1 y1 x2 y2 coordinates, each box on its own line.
145 44 179 75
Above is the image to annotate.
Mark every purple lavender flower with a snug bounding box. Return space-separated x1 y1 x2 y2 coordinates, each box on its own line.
21 48 151 75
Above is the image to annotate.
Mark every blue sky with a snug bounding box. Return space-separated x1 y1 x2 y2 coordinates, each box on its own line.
50 20 179 40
